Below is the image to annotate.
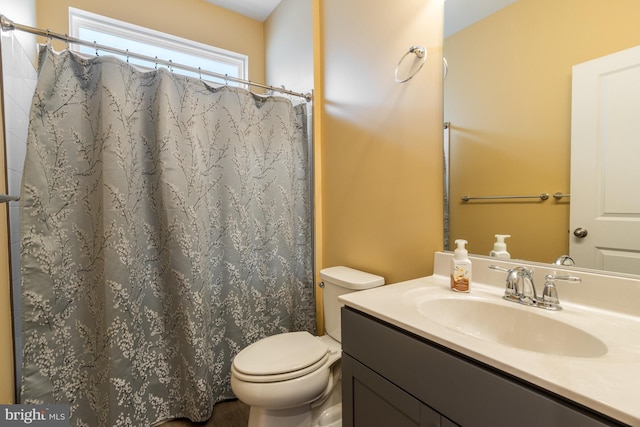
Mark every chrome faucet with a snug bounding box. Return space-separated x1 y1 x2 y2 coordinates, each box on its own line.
489 265 581 311
491 265 537 305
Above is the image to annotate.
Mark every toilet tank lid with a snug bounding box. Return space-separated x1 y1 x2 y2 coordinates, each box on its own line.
319 266 384 290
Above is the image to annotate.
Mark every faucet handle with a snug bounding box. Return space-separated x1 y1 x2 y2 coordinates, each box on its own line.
540 274 581 310
541 280 560 308
545 274 581 283
488 265 510 274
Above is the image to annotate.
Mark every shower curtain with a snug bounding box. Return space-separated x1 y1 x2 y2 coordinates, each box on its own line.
20 46 314 426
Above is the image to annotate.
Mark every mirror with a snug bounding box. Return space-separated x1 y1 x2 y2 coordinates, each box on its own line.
443 0 640 275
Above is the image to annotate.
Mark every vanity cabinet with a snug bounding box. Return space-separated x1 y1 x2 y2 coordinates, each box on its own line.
343 351 459 427
341 307 625 427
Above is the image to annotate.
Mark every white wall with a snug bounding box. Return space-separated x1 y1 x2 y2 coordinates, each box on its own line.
0 0 37 63
0 0 38 399
264 0 313 95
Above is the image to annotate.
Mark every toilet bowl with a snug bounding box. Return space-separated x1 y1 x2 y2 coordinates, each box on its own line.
230 266 384 427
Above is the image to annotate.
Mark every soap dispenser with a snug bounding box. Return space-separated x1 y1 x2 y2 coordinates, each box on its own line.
451 239 471 293
489 234 511 259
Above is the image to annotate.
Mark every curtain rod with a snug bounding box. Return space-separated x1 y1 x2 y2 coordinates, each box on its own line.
0 15 312 102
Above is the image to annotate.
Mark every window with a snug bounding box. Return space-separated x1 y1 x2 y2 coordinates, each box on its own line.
68 8 248 86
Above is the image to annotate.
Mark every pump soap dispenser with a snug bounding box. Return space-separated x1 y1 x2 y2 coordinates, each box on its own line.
489 234 511 259
451 239 471 293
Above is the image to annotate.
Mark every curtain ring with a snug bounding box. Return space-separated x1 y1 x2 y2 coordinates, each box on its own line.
94 41 99 56
155 56 158 69
198 67 202 80
224 73 228 85
394 45 427 83
169 59 173 72
126 48 129 63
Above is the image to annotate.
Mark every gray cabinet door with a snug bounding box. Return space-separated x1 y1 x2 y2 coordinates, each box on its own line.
343 353 443 427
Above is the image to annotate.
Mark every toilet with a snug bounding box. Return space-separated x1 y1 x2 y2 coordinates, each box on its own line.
230 266 384 427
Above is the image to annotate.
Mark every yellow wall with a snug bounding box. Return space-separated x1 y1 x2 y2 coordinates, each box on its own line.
445 0 640 261
35 0 265 86
0 64 15 404
318 0 444 285
312 0 325 331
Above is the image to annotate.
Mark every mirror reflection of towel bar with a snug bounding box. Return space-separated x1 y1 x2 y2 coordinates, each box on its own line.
553 192 570 200
0 194 19 203
461 193 549 202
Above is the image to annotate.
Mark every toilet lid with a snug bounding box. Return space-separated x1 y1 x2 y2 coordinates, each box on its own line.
233 331 329 379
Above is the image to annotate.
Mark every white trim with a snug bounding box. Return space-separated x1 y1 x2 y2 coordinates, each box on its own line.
68 7 248 84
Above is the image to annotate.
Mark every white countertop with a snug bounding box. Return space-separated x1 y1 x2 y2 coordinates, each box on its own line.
338 252 640 426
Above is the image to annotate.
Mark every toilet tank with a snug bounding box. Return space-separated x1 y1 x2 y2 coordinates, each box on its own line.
319 266 384 342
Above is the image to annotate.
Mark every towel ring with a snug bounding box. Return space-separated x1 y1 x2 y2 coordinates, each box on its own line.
443 57 448 80
394 45 427 83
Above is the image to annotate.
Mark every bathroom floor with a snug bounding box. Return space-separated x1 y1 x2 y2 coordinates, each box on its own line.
160 399 250 427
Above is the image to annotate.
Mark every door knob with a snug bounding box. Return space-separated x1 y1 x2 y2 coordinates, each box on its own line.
573 228 588 238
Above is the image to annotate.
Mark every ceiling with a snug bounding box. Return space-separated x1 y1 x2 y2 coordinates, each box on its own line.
203 0 518 34
444 0 517 37
204 0 283 22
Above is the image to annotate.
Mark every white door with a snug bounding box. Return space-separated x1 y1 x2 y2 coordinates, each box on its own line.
570 45 640 274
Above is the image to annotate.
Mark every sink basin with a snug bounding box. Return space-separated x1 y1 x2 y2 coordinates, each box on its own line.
417 297 608 358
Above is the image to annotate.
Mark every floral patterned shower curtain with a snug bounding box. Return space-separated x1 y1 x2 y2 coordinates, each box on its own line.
20 46 314 426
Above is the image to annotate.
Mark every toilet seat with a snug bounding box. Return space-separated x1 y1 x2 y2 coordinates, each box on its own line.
232 331 330 383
